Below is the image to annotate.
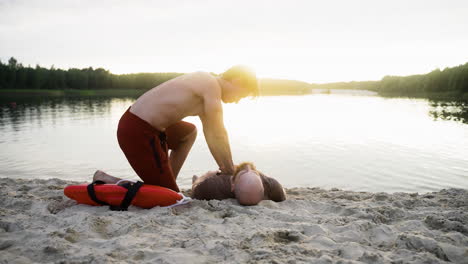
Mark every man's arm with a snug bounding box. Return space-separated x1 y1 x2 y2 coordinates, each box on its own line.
199 83 235 174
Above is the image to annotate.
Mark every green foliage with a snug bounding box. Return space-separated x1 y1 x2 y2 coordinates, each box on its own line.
1 57 467 101
307 63 468 101
0 57 183 91
377 63 468 99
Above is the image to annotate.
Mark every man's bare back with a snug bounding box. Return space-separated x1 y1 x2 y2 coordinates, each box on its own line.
130 72 217 131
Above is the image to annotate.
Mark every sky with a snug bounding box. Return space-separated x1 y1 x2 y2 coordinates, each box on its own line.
1 0 467 83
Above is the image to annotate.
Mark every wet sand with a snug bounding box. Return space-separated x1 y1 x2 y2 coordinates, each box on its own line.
0 178 467 263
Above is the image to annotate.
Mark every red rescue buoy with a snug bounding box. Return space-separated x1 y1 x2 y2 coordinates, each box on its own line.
64 183 184 209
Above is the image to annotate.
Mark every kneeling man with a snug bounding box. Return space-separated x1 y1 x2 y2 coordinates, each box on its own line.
96 66 258 192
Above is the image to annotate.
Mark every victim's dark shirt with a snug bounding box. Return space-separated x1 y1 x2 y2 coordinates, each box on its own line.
191 172 286 202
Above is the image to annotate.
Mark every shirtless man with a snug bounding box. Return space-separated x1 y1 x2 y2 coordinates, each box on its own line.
191 162 286 205
94 66 258 193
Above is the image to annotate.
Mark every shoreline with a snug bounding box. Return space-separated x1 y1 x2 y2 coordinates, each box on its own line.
0 88 147 99
1 178 467 263
2 88 468 102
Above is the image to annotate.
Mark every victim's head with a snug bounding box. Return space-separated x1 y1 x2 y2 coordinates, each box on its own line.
230 162 264 206
220 65 258 104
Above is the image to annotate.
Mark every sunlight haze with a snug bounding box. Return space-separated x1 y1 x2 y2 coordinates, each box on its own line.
1 0 467 83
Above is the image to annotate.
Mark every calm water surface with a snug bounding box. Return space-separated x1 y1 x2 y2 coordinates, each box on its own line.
1 93 467 193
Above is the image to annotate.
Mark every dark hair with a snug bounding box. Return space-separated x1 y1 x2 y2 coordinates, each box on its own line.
221 65 259 97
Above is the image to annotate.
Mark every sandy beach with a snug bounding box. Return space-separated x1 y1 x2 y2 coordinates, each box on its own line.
0 178 467 264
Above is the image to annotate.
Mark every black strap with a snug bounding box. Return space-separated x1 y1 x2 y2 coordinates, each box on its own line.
149 137 163 173
159 132 167 146
87 180 109 206
109 181 144 211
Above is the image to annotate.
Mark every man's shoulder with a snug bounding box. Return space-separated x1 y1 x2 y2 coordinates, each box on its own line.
189 71 217 83
186 71 220 97
192 71 215 77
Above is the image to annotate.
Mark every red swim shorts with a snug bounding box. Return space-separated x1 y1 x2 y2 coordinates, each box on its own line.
117 107 196 192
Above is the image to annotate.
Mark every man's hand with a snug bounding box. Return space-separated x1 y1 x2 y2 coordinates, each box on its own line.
219 166 235 175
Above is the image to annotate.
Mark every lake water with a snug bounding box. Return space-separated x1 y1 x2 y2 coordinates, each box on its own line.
1 92 467 193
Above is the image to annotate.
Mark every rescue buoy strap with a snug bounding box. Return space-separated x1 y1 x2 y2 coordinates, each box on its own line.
110 181 144 211
86 181 109 206
87 180 144 211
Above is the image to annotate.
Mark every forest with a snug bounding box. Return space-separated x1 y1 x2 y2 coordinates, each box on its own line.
0 57 183 91
313 63 468 100
1 57 467 100
377 63 468 99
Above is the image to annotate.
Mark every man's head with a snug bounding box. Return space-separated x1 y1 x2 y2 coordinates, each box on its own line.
230 162 264 206
220 65 258 104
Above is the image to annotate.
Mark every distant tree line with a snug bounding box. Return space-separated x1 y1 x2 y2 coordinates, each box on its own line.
1 57 467 100
313 63 468 99
312 81 379 92
378 63 468 96
0 57 183 90
259 78 312 95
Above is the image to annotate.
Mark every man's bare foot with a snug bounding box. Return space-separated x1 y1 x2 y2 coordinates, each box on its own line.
93 170 109 182
93 170 121 184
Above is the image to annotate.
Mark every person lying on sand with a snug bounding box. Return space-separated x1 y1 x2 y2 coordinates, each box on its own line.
96 66 258 193
92 162 286 206
191 162 286 205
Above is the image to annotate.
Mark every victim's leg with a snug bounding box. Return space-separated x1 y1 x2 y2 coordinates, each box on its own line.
169 128 197 179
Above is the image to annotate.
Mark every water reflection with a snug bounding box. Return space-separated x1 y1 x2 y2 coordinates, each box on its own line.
1 94 467 193
429 101 468 124
3 95 468 129
0 96 138 130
